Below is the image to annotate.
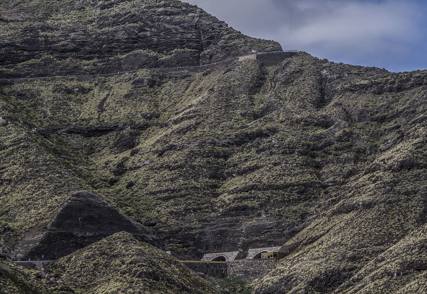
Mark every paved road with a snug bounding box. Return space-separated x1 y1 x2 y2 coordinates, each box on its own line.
0 51 293 82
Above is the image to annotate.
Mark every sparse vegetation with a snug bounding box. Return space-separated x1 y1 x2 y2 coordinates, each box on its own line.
0 0 426 293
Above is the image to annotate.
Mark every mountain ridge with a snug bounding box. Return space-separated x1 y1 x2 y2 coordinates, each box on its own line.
0 0 426 293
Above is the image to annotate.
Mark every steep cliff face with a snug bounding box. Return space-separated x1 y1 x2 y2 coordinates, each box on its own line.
0 0 280 77
21 191 154 260
1 0 427 293
0 0 281 260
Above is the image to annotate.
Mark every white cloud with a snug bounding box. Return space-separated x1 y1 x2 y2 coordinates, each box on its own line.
183 0 424 70
278 1 420 54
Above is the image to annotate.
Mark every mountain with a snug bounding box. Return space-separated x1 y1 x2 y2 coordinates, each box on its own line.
0 0 426 293
42 232 217 293
0 0 279 77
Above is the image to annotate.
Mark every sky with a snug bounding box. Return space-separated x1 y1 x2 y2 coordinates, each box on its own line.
184 0 427 72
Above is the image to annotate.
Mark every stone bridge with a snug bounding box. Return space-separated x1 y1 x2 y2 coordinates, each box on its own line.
13 246 283 282
202 251 240 262
246 246 281 259
185 245 283 282
201 246 282 262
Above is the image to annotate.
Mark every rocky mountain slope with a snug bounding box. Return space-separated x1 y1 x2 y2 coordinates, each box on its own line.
43 232 218 293
0 0 426 293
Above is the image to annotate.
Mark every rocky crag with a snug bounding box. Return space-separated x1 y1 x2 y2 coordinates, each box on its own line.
0 0 426 293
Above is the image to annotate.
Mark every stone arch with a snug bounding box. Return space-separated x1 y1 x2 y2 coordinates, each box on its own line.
202 251 239 262
246 247 281 260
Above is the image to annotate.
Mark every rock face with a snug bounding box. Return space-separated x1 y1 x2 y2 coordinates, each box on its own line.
17 191 152 260
0 0 426 293
335 224 427 293
0 0 280 78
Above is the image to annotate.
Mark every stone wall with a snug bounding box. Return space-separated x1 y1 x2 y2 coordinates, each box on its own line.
227 260 277 282
238 54 257 62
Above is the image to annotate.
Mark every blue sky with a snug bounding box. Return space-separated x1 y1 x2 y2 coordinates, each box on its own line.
184 0 427 72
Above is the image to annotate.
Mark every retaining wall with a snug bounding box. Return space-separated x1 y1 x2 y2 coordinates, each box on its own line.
257 51 299 66
238 54 257 62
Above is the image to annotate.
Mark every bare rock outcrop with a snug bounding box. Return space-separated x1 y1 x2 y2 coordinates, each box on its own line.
0 0 280 78
0 0 426 293
14 191 153 260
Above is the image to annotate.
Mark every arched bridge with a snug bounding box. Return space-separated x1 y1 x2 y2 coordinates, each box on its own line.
202 251 240 262
246 246 281 259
